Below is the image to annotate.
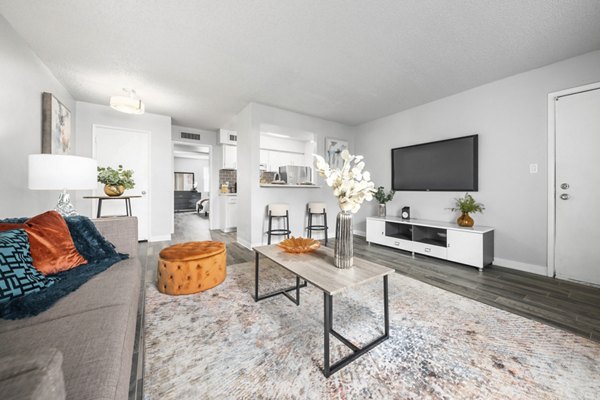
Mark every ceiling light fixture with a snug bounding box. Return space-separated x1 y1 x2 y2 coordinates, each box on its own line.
109 88 145 115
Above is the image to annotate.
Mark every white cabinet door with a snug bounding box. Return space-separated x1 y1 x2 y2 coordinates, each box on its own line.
366 219 386 245
447 230 483 267
226 200 237 229
222 145 237 169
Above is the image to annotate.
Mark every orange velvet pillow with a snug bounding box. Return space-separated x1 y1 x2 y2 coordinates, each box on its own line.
0 211 88 275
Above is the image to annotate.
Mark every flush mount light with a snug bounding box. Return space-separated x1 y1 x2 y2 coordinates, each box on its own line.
109 88 145 114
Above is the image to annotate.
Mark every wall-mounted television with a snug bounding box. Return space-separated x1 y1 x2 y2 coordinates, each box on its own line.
391 134 478 191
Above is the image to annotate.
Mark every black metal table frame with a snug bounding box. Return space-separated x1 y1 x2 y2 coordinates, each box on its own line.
96 197 134 218
253 251 390 377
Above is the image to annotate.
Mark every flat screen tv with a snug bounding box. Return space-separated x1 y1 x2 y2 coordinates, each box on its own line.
391 135 478 191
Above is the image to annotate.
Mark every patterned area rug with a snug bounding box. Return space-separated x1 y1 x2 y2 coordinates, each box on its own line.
144 260 600 399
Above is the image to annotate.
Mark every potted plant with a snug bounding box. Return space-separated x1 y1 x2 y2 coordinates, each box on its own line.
97 165 135 197
449 193 484 227
374 186 395 217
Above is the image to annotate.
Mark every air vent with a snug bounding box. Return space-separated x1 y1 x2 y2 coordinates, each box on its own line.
218 129 238 145
181 132 201 141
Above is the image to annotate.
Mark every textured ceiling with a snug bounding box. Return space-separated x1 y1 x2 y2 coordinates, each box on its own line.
2 1 600 129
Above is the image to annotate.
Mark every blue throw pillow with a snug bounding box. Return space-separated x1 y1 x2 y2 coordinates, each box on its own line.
0 229 54 304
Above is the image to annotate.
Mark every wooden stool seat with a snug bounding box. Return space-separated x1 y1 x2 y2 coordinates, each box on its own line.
157 241 226 295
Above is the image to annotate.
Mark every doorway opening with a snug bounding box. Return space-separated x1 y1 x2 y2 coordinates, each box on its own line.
172 141 212 243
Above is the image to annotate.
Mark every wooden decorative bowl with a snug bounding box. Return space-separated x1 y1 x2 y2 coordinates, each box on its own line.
277 237 320 254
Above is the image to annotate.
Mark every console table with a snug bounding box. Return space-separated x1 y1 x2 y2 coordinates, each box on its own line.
366 216 494 270
83 195 141 218
253 245 394 377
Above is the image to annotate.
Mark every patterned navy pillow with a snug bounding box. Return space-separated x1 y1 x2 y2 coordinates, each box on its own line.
0 229 54 304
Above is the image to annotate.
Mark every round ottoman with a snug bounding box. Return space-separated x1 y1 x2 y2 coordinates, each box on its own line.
157 241 226 295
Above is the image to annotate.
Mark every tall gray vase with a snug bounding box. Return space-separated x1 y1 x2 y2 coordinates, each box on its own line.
334 210 353 269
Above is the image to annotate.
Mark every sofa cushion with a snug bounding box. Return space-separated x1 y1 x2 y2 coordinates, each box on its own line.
0 211 87 276
0 348 65 400
0 257 141 400
0 229 54 304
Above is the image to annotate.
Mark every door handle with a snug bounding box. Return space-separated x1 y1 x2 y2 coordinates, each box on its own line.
141 191 147 195
560 193 570 200
425 248 431 253
560 183 569 190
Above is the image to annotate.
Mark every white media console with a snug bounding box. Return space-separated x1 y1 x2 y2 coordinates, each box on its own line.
366 216 494 271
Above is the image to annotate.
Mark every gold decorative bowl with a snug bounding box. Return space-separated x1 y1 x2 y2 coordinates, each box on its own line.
277 237 320 254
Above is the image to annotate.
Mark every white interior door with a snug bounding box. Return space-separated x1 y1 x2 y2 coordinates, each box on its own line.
94 126 150 241
554 88 600 285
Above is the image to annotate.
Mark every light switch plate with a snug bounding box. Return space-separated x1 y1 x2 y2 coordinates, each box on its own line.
529 163 538 174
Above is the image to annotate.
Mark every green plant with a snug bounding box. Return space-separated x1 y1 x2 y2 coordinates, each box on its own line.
449 193 485 214
374 186 395 204
97 165 135 189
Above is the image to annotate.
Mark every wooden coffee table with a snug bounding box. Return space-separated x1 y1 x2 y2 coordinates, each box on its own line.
253 245 394 377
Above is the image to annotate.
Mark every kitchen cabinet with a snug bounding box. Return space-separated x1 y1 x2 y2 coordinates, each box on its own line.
259 149 306 172
219 195 237 232
222 144 237 169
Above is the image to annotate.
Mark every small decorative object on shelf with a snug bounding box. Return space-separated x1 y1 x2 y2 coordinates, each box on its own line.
97 165 135 197
277 237 320 254
314 150 375 268
374 186 395 217
449 193 485 227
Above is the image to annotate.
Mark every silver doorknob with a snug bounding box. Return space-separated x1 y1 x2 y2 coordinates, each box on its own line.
141 191 147 195
560 183 569 190
560 193 570 200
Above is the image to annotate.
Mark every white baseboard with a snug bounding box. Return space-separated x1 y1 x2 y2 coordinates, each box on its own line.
237 237 252 250
353 230 366 237
493 257 547 276
149 234 171 243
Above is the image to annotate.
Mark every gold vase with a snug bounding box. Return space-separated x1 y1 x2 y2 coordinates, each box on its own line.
104 184 125 197
457 212 474 227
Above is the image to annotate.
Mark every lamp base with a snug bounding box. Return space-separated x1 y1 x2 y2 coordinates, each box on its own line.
55 190 77 217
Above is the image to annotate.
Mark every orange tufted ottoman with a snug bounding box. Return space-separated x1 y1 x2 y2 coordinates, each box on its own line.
157 241 226 295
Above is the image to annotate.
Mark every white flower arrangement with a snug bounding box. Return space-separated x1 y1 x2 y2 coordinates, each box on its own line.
314 150 375 213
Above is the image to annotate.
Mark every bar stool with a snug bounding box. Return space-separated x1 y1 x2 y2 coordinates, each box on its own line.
306 202 328 245
267 203 291 244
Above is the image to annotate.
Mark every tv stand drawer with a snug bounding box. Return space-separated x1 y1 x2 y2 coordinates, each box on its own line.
413 242 447 259
386 237 413 252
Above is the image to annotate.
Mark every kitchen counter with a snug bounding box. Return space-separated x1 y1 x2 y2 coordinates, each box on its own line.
260 184 321 188
219 193 238 196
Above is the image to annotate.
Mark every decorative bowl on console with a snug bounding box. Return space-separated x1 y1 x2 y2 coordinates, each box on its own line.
277 237 320 254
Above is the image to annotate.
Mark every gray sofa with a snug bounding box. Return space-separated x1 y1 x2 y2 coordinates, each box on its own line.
0 217 142 400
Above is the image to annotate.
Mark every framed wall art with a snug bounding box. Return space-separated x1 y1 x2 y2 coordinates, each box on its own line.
42 92 72 154
324 137 349 170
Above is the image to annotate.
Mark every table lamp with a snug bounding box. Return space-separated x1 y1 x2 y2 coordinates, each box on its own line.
28 154 98 216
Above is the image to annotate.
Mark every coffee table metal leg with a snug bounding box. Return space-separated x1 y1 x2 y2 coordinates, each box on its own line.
97 199 102 218
323 292 331 377
253 251 307 304
322 274 390 378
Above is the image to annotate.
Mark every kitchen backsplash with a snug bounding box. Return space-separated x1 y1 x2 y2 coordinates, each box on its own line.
219 169 237 187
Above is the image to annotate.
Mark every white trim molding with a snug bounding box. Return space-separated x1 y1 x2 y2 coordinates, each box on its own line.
149 234 171 243
494 257 547 276
547 81 600 279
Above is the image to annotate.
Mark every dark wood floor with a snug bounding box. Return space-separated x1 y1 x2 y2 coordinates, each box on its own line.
211 230 600 342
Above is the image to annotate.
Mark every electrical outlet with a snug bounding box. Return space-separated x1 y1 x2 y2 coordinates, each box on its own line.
529 163 538 174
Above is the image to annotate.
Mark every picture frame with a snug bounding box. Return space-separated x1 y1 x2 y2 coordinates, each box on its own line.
42 92 72 154
324 137 349 170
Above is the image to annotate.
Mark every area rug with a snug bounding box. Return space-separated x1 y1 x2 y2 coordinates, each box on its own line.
144 260 600 399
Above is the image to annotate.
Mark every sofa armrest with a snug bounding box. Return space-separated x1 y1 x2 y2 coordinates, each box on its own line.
92 217 138 258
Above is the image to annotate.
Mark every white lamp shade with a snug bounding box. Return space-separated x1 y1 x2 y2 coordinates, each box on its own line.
29 154 97 190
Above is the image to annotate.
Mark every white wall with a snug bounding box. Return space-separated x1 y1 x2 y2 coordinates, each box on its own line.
0 16 76 218
76 102 173 241
232 103 354 248
174 157 209 192
354 50 600 274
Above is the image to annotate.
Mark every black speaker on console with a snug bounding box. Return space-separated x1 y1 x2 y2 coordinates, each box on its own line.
401 207 410 219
